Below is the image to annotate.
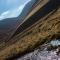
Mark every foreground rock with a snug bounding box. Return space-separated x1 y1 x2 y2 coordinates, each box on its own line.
18 39 60 60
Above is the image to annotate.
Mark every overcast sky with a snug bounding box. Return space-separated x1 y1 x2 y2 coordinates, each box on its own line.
0 0 31 20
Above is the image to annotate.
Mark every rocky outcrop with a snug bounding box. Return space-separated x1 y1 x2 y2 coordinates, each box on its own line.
17 39 60 60
0 0 60 60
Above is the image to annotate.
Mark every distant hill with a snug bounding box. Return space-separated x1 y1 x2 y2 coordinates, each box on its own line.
0 0 36 41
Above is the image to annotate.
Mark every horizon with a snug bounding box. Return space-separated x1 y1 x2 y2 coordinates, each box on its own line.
0 0 31 20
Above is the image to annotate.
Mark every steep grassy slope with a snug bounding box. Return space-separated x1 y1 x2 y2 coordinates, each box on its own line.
0 7 60 60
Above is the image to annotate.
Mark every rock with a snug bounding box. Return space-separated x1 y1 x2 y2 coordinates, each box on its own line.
17 40 60 60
